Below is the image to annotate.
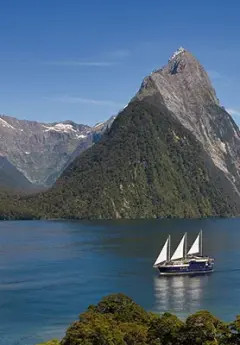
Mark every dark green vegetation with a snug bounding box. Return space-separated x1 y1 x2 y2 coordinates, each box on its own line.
38 293 240 345
0 96 239 220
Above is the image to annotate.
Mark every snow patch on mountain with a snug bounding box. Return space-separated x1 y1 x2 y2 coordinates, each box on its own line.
0 118 16 130
43 123 77 133
76 134 87 139
169 47 185 61
94 122 104 128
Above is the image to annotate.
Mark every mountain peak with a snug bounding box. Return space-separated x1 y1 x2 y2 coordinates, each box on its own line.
169 47 186 61
139 47 218 105
166 47 201 76
135 48 240 200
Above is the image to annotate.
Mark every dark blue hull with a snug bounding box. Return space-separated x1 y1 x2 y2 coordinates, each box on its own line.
158 259 214 276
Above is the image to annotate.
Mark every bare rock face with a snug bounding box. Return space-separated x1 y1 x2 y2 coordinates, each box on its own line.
0 115 115 187
135 47 240 196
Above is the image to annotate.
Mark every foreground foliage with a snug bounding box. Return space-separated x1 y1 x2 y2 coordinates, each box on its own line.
38 293 240 345
1 97 239 219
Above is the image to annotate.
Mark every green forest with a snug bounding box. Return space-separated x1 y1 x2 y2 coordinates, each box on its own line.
38 293 240 345
0 98 239 220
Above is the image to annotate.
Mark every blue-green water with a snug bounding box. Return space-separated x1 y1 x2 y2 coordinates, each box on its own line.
0 218 240 344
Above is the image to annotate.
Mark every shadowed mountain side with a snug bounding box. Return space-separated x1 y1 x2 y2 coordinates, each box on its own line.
0 156 38 192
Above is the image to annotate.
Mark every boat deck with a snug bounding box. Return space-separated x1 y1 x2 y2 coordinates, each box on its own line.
161 256 210 266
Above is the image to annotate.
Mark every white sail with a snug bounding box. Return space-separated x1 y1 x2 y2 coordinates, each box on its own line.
187 233 200 255
153 237 169 266
171 233 186 261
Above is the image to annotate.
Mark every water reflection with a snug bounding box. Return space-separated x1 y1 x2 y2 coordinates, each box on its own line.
153 274 211 315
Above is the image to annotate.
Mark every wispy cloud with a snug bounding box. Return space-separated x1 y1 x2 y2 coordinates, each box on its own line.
42 60 116 67
48 95 123 107
226 108 240 117
42 48 130 67
207 69 234 88
105 49 130 58
207 70 223 80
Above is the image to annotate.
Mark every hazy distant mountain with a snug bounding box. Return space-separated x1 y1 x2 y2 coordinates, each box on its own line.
0 155 34 192
0 115 115 187
4 47 239 220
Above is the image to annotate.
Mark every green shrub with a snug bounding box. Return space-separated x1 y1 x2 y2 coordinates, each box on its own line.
38 293 240 345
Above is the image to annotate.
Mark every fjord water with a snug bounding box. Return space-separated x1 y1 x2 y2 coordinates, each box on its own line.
0 219 240 345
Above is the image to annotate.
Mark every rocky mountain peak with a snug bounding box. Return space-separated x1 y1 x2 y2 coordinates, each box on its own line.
167 48 199 75
136 48 240 198
138 47 219 113
168 46 186 61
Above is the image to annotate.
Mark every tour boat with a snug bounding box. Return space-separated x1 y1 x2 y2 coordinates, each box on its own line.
153 230 214 275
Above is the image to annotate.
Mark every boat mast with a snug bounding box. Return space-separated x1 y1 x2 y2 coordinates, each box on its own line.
200 229 203 256
168 235 171 261
184 232 187 259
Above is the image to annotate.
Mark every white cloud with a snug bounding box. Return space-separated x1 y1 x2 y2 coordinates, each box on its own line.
43 61 115 67
42 48 130 67
226 108 240 117
48 95 123 107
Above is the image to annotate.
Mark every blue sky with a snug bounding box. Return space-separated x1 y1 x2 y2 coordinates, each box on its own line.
0 0 240 126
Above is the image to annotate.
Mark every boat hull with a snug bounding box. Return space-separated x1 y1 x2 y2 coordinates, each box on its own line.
157 258 214 276
158 269 214 276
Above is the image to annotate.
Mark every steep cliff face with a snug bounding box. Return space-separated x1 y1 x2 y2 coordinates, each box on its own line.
135 47 240 195
0 115 114 187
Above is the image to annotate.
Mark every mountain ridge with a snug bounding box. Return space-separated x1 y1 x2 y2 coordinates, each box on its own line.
0 47 239 219
0 114 115 187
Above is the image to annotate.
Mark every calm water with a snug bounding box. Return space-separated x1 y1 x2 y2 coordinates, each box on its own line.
0 218 240 344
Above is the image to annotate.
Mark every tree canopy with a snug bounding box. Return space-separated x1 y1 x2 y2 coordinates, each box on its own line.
38 293 240 345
